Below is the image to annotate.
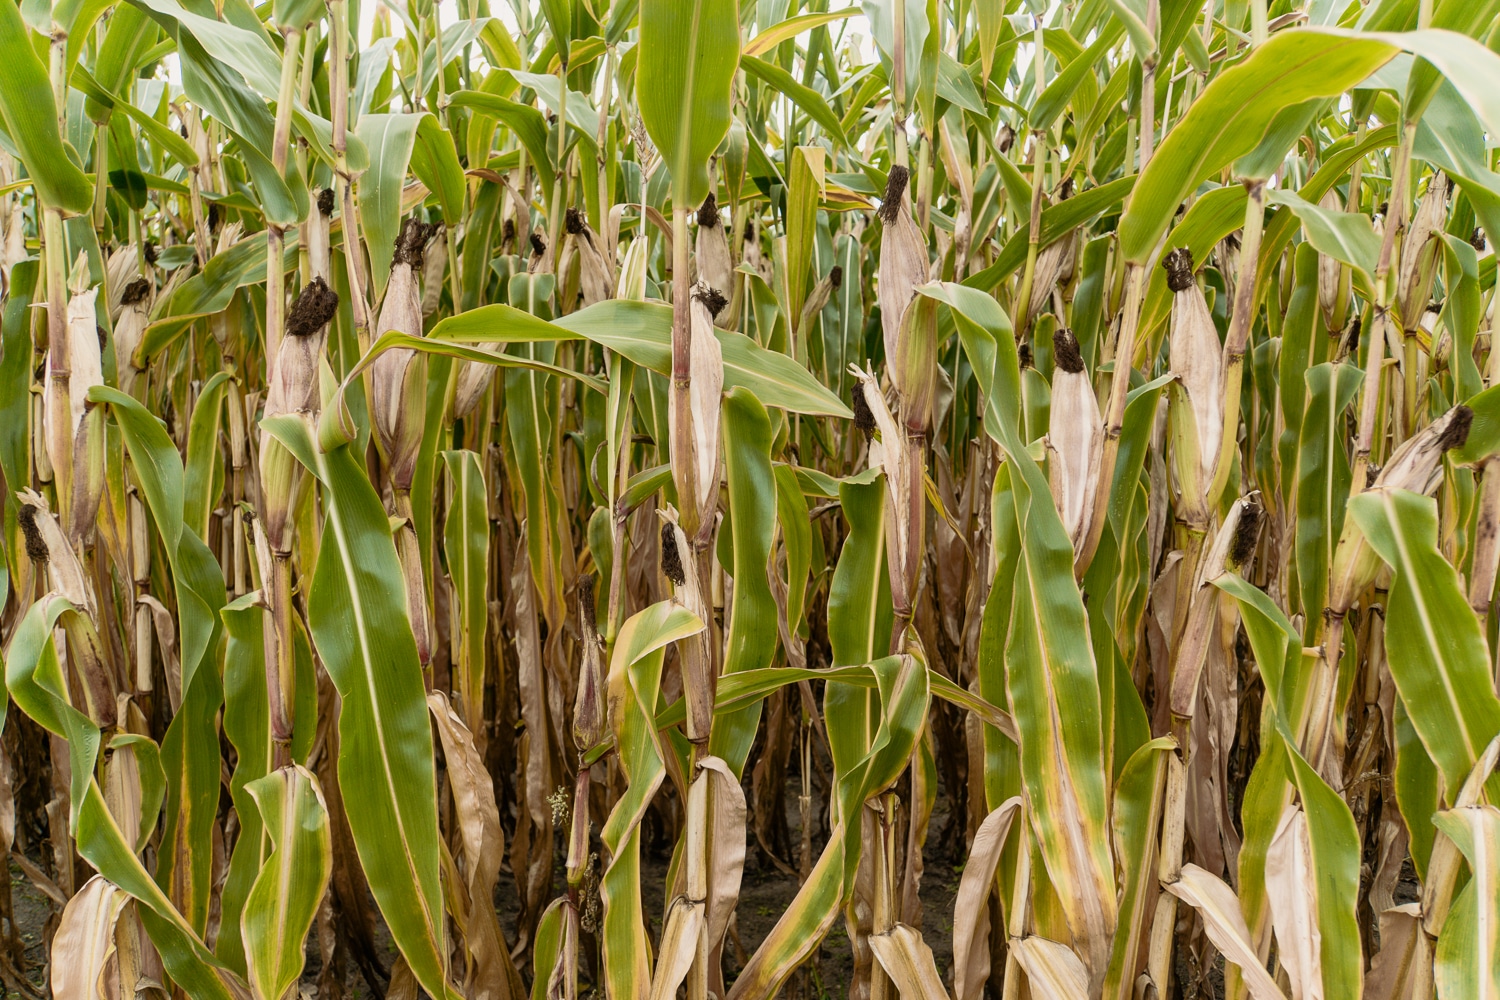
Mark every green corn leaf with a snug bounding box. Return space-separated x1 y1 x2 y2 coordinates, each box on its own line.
1348 488 1500 800
261 414 458 1000
709 387 779 776
636 0 739 207
5 598 244 1000
1119 29 1396 263
241 766 331 1000
441 450 489 732
0 0 93 214
1432 805 1500 1000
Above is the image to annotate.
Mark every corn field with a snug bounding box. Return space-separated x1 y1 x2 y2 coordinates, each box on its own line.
4 0 1500 996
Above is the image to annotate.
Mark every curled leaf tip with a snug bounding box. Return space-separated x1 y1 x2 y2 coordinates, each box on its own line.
698 193 720 228
660 522 685 586
1438 405 1473 452
318 188 335 216
17 505 47 564
1053 327 1084 374
1163 247 1195 292
286 276 340 337
879 166 910 223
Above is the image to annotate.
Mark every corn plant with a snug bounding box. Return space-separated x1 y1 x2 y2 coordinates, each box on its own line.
3 0 1500 997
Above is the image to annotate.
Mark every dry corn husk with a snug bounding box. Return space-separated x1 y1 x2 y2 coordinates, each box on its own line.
1 187 24 284
370 218 436 491
849 363 918 613
1328 404 1472 613
528 231 551 274
797 266 841 338
1025 181 1078 330
657 506 716 741
566 208 615 308
668 284 726 524
45 263 106 540
695 194 733 306
115 278 152 398
1046 327 1102 553
1164 248 1223 525
15 490 94 615
573 574 606 750
260 272 338 546
311 188 334 281
265 277 339 422
743 218 772 284
1398 172 1448 323
1169 495 1260 719
877 166 929 386
105 244 140 323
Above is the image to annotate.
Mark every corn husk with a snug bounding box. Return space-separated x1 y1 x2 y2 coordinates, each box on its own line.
573 574 607 750
566 208 615 308
667 285 725 523
45 268 106 540
115 278 152 398
15 489 94 614
1398 173 1448 325
370 218 435 491
311 188 334 281
1328 404 1472 613
1169 495 1259 719
1164 248 1223 524
265 276 339 422
105 244 139 323
893 291 939 433
1 190 24 284
421 227 447 317
1047 327 1102 553
695 193 733 307
617 235 650 300
850 363 918 613
877 166 929 387
743 218 772 284
393 493 433 665
796 267 839 338
1025 182 1078 330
